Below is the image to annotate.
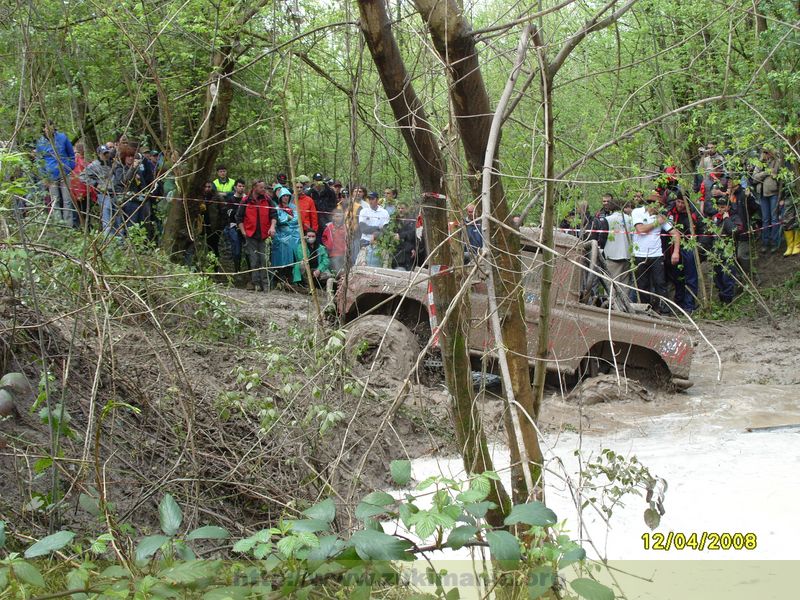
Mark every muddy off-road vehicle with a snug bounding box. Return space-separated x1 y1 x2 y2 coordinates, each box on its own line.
336 228 694 390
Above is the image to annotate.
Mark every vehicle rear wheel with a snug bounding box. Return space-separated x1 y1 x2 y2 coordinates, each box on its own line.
344 315 421 384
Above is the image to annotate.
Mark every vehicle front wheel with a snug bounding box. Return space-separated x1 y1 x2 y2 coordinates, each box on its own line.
344 315 421 385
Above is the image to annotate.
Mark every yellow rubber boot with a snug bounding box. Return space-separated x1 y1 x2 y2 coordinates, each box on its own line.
784 231 795 256
792 230 800 256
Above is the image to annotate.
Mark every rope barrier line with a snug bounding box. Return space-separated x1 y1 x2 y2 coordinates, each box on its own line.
3 199 784 240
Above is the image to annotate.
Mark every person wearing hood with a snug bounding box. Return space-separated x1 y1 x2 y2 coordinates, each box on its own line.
272 186 300 287
81 145 117 235
36 122 76 227
293 228 331 289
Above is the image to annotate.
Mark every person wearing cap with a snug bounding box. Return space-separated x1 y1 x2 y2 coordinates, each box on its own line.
358 191 390 265
213 165 235 195
294 179 318 234
235 180 276 292
272 186 301 287
331 180 344 201
310 173 338 237
81 144 117 235
630 192 680 314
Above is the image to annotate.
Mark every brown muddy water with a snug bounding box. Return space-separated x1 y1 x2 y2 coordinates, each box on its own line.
392 318 800 562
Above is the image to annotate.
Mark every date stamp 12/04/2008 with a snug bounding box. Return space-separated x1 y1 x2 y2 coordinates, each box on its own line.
642 532 757 551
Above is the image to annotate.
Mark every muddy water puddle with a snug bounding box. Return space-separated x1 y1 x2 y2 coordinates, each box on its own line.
395 333 800 561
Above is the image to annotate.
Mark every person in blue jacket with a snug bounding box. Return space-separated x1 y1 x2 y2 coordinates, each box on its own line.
36 122 76 227
272 187 300 287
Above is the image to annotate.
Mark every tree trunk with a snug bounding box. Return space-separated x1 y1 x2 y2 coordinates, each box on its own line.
161 45 235 258
413 0 544 502
530 49 556 428
357 0 510 525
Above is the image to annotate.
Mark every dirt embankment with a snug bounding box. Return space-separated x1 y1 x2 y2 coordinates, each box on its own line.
0 287 454 543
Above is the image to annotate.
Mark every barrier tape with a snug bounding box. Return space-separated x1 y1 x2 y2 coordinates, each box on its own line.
13 187 786 239
426 264 449 349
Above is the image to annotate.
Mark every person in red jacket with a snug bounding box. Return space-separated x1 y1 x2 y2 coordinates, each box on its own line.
322 207 347 272
294 180 318 234
235 180 277 291
69 142 96 228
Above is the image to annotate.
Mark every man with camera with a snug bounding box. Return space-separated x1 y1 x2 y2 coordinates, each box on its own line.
631 193 681 315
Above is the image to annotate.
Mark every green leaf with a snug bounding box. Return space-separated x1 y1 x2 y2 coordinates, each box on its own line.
559 547 586 569
350 529 413 561
352 584 371 600
446 525 478 550
504 502 558 527
288 519 331 533
135 534 170 561
232 537 257 553
175 540 198 560
456 489 487 503
0 568 8 590
307 535 344 563
186 526 230 541
485 531 520 564
413 512 437 540
12 562 46 588
571 578 615 600
527 565 555 599
202 586 252 600
643 508 660 530
362 491 395 506
159 494 183 536
161 560 221 584
100 565 130 579
67 566 89 596
302 498 336 522
445 587 460 600
390 460 411 486
33 457 52 474
464 501 495 518
78 493 100 516
0 521 5 549
24 530 76 558
355 501 389 521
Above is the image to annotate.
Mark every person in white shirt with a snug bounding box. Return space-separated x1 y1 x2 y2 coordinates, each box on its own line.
631 193 680 314
598 199 634 286
358 192 389 266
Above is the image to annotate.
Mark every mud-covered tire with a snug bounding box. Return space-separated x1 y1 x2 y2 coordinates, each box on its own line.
344 315 421 384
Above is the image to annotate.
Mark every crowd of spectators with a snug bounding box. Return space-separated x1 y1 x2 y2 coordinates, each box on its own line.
560 141 798 313
28 125 798 309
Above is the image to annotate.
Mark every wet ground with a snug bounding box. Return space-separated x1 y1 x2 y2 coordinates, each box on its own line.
397 317 800 561
223 287 800 559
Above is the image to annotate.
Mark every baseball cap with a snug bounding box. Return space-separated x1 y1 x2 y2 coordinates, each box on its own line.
368 191 379 199
313 172 324 181
276 173 288 184
332 180 342 187
297 174 311 184
97 145 111 154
